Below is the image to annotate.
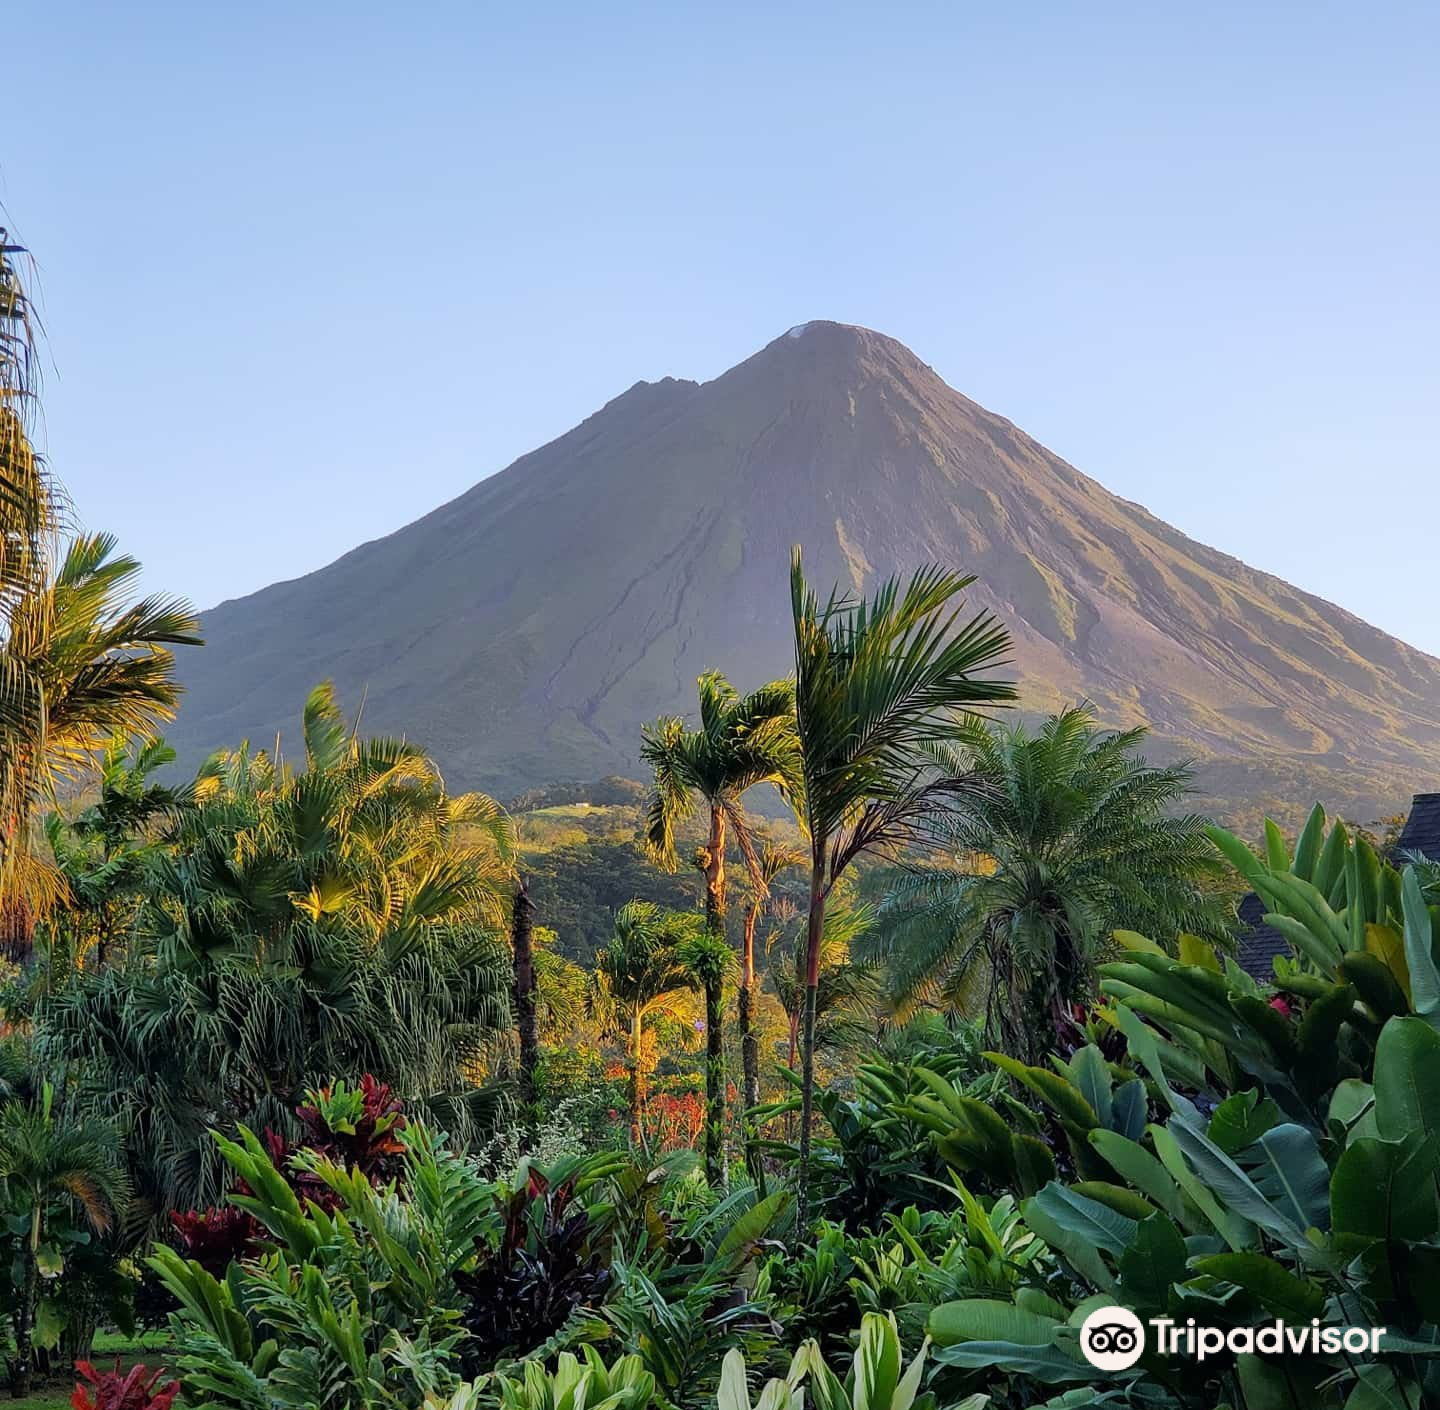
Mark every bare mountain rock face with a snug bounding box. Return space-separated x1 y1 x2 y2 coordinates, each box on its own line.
170 322 1440 827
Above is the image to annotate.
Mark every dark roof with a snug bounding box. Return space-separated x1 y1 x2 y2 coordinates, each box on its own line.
1235 891 1287 982
1234 792 1440 982
1394 793 1440 865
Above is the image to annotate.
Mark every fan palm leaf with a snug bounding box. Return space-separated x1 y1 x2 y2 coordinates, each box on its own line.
870 705 1228 1058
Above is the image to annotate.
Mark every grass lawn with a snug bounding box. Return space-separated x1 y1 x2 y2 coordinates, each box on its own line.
6 1334 176 1410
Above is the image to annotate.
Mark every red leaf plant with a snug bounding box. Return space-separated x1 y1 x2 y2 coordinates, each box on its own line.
170 1074 408 1271
71 1360 180 1410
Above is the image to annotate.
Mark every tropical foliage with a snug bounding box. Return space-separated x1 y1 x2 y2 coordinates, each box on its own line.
31 682 515 1213
873 706 1228 1058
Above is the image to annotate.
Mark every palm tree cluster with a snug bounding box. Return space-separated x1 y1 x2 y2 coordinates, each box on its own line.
36 683 517 1211
641 670 802 1182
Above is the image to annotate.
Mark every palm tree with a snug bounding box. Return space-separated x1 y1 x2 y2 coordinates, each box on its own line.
1 534 200 958
872 706 1228 1059
788 548 1014 1227
591 901 705 1147
45 733 193 970
0 1088 128 1395
738 841 805 1117
675 928 735 1187
511 874 539 1107
0 230 56 669
0 232 52 577
641 671 803 938
530 925 589 1044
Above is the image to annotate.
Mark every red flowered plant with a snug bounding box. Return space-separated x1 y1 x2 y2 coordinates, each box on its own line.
71 1360 180 1410
645 1089 704 1152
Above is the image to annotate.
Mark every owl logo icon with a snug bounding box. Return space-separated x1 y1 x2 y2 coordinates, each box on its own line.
1080 1306 1146 1371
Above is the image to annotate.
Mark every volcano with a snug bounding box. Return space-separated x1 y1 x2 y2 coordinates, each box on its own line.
170 321 1440 825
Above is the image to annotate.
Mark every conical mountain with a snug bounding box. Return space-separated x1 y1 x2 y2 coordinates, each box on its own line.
171 321 1440 825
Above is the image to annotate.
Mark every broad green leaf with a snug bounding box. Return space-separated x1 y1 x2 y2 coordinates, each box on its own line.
1113 929 1165 956
1402 868 1440 1021
1110 1004 1201 1122
1312 816 1350 899
1178 933 1222 972
1088 1129 1186 1223
718 1350 751 1410
1205 822 1265 887
1328 1079 1378 1143
1338 951 1409 1022
855 1312 902 1410
1062 1046 1113 1130
1292 804 1327 882
1069 1181 1157 1223
927 1298 1061 1348
984 1052 1097 1131
1110 1079 1147 1142
1332 1133 1440 1244
714 1189 791 1268
1149 1121 1251 1249
33 1297 65 1350
1238 1352 1327 1410
1207 1091 1280 1155
1374 1016 1440 1144
930 1339 1093 1385
1366 923 1411 1003
34 1244 65 1278
1027 1183 1137 1256
1116 1212 1186 1310
1265 818 1290 872
1191 1252 1325 1322
1344 1363 1421 1410
1247 1123 1332 1235
1022 1194 1115 1291
1167 1116 1316 1253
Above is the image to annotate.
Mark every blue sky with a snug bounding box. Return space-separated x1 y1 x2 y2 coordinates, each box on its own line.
6 3 1438 650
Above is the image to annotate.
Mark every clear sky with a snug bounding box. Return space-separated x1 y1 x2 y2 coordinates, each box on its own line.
5 3 1438 650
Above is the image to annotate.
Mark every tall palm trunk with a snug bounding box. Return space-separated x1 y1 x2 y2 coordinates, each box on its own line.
629 1010 646 1150
702 806 727 932
511 875 538 1107
796 854 827 1237
739 897 762 1179
703 970 726 1188
701 805 727 1185
10 1208 40 1396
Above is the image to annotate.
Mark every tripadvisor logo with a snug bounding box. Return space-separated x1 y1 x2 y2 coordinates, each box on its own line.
1080 1307 1146 1371
1079 1305 1386 1371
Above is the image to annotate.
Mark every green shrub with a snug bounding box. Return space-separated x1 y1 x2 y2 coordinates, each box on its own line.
919 991 1440 1405
150 1124 492 1408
